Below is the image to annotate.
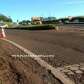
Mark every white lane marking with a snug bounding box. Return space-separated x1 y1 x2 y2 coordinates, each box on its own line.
1 38 75 84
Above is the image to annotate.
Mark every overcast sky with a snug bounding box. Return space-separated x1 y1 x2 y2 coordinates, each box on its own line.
0 0 84 21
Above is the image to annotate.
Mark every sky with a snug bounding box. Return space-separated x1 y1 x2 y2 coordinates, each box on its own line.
0 0 84 22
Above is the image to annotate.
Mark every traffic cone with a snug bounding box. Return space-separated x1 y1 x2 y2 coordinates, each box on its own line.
0 28 6 38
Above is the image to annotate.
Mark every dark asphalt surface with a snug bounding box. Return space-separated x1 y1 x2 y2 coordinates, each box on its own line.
5 28 84 67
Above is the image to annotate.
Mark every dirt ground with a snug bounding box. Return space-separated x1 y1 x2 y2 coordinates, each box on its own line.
1 26 84 84
0 40 61 84
6 29 84 68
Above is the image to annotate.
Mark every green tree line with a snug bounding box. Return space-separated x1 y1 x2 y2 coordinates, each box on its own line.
0 14 12 22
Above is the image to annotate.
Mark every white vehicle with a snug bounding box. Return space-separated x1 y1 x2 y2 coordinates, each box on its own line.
0 23 8 28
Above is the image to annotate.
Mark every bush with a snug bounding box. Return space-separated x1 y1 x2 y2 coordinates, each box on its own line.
7 24 55 30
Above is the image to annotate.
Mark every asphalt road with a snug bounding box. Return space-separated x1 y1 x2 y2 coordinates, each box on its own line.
5 28 84 67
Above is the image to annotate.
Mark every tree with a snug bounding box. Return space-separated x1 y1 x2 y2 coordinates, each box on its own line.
19 20 31 25
70 16 84 22
42 17 57 24
0 14 12 22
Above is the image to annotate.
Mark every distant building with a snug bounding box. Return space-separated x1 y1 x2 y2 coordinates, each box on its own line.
31 17 43 24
